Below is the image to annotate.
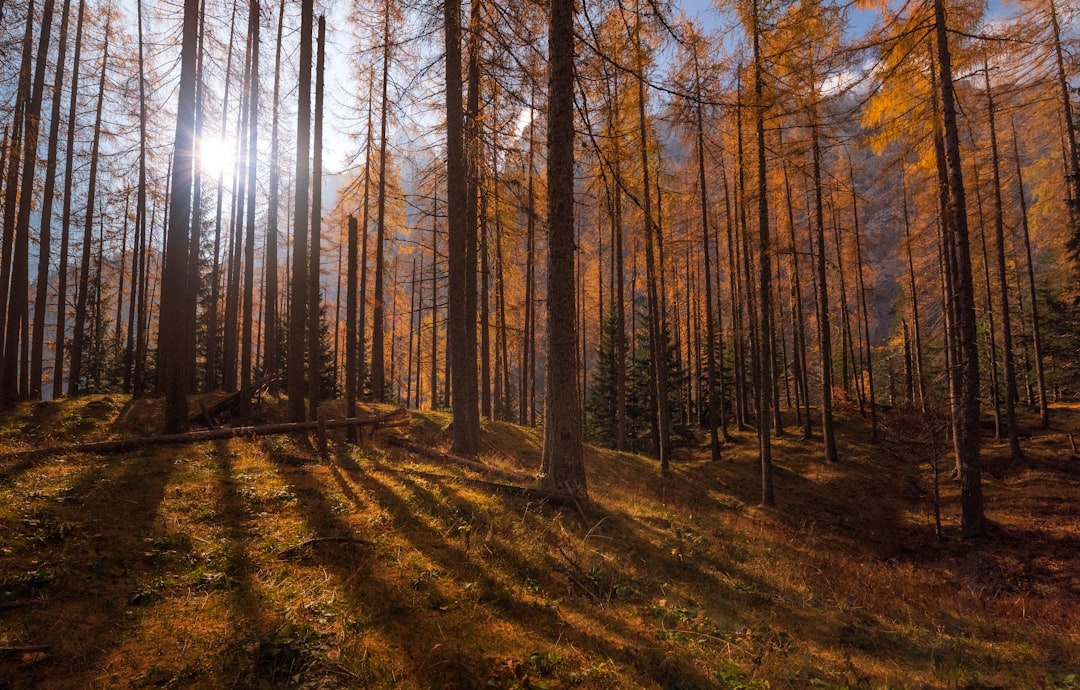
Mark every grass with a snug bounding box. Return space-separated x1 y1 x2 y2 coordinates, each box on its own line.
0 395 1078 688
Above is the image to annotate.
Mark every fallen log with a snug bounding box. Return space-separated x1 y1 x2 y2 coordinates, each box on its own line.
0 409 410 463
377 466 577 506
385 435 533 484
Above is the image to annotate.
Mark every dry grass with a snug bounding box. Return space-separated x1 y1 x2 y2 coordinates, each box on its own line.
1 395 1078 689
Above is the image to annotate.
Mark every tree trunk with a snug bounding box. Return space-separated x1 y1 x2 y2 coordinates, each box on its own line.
161 0 200 433
307 14 325 418
264 0 285 393
30 0 69 400
288 0 314 422
540 0 586 497
239 0 260 421
445 0 480 453
934 0 984 537
68 28 108 398
1011 124 1049 428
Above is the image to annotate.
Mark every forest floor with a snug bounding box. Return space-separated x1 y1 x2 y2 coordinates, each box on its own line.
0 394 1078 689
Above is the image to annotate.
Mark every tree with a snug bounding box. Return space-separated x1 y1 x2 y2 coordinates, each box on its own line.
161 0 201 433
540 0 586 497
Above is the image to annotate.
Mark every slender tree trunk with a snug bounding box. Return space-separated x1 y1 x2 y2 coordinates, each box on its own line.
751 2 774 504
934 0 984 537
693 52 721 461
264 0 285 392
307 14 325 418
1012 124 1049 428
69 28 108 398
161 0 199 432
900 168 926 412
0 0 34 397
31 0 70 400
848 158 878 441
445 0 480 452
811 122 839 462
358 87 374 398
634 7 671 471
982 67 1021 461
239 0 260 421
540 0 585 496
371 1 392 401
288 0 313 421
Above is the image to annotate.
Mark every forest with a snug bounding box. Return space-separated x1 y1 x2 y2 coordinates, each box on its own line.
1 0 1080 686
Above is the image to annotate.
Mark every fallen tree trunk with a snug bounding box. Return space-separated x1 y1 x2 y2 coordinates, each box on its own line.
0 409 410 463
386 435 533 483
377 466 577 506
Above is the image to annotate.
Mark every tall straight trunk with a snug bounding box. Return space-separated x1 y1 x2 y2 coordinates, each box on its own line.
1012 124 1048 428
30 0 69 399
223 49 250 393
430 204 438 407
29 0 70 399
607 72 628 450
206 2 238 392
371 1 392 401
125 0 148 395
983 64 1021 460
830 197 858 404
1048 0 1080 269
811 122 839 461
358 87 373 398
693 53 721 461
781 150 811 439
406 258 416 405
288 0 313 421
186 0 207 395
634 8 671 471
480 191 491 418
540 0 585 496
934 0 984 537
466 0 485 419
445 0 480 453
973 157 1002 439
494 178 511 419
68 29 108 398
307 14 325 418
901 169 926 411
848 158 878 440
414 255 425 407
732 78 749 430
264 0 285 392
0 0 34 392
114 199 130 352
521 88 536 427
345 213 358 431
751 3 774 504
239 0 260 421
161 0 199 432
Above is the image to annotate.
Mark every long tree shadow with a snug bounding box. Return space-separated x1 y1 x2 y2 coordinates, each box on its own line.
0 447 178 686
268 448 718 687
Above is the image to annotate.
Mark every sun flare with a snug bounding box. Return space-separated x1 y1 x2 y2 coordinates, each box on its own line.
198 136 235 178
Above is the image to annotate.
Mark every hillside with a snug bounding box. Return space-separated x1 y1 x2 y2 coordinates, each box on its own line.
1 397 1078 689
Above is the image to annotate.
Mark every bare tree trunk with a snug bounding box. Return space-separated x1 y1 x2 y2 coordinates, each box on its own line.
445 0 480 453
264 0 285 393
934 0 984 537
161 0 199 432
371 0 392 401
69 27 108 398
31 0 70 400
307 14 325 418
287 0 313 421
1012 123 1049 428
751 2 774 505
540 0 586 497
900 168 926 412
634 6 671 472
239 0 260 421
811 122 838 462
848 157 878 441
